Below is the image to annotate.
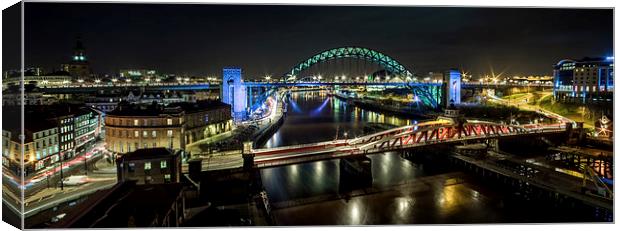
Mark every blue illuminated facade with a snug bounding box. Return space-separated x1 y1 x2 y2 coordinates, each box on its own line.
443 69 461 106
221 68 248 120
553 57 614 104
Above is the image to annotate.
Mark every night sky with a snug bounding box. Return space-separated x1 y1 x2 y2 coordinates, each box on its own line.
12 3 614 78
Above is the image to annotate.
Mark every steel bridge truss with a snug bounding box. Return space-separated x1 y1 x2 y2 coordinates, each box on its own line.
352 122 530 151
287 46 413 79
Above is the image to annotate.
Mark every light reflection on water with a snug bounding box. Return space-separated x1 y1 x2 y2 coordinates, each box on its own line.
263 91 416 148
258 91 608 224
260 91 427 203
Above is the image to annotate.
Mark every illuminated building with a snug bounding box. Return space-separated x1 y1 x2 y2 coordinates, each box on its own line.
105 104 185 154
119 69 157 81
61 37 92 79
2 70 72 87
2 111 59 174
104 101 232 155
553 57 614 103
173 101 233 144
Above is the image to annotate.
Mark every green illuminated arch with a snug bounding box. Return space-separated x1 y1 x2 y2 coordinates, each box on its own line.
287 46 413 78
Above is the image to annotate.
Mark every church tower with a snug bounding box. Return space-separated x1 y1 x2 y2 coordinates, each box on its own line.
61 36 92 79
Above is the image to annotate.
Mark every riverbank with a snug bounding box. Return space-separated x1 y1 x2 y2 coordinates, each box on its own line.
332 92 436 120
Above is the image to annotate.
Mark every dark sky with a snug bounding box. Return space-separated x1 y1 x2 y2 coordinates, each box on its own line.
15 3 614 78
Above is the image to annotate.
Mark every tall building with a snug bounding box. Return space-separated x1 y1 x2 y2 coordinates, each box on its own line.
61 37 92 79
553 57 614 103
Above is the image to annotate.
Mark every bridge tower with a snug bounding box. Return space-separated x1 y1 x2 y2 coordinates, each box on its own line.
221 68 248 120
443 69 462 108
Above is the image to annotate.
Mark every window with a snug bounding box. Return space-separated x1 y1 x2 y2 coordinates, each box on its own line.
161 160 167 169
167 130 173 137
152 131 157 137
143 131 148 138
143 119 148 126
144 162 151 170
167 119 173 125
134 131 139 137
164 174 171 183
128 163 135 172
134 120 139 126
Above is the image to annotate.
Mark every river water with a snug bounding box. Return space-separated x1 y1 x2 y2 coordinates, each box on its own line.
259 90 607 225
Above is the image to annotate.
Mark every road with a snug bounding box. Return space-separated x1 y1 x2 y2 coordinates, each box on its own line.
486 91 574 125
2 141 118 219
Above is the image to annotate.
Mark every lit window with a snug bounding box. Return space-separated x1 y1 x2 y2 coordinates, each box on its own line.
167 119 173 125
164 174 171 183
134 120 139 126
134 131 139 137
143 131 148 137
152 131 157 137
167 130 173 137
144 162 151 170
161 160 167 168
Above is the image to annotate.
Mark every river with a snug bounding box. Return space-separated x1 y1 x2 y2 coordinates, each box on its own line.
259 90 607 224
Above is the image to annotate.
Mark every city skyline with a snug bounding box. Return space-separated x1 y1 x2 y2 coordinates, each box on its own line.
2 2 615 229
6 3 613 78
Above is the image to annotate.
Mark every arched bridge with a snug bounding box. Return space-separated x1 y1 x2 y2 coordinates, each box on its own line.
287 46 413 79
249 120 566 168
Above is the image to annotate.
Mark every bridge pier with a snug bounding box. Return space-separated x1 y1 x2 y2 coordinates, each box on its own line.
566 122 585 145
243 141 255 170
339 156 372 191
442 69 461 108
222 68 248 121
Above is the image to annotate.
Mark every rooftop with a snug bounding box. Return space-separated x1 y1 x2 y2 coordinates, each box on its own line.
120 147 179 161
57 181 184 228
168 100 230 113
2 104 96 141
107 102 184 117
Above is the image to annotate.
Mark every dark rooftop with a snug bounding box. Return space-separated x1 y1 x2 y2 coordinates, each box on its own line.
107 102 184 117
2 104 96 141
168 100 230 113
57 181 184 228
121 147 179 161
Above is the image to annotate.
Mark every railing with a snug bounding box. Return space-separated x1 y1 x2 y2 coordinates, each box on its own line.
251 122 567 167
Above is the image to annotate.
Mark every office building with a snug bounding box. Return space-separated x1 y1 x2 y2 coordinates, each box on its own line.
553 57 614 103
